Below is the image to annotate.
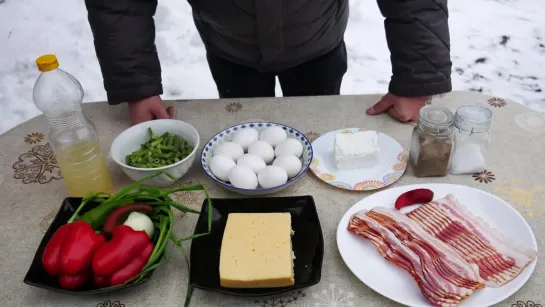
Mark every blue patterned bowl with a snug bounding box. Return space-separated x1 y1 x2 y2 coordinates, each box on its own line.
201 122 313 196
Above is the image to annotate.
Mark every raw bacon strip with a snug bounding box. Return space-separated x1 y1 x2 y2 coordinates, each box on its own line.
349 213 463 306
407 194 537 287
349 218 461 307
368 209 483 288
366 212 476 298
348 209 485 307
409 204 516 285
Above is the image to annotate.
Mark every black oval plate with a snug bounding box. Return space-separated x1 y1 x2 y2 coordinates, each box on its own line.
189 195 324 297
23 197 158 294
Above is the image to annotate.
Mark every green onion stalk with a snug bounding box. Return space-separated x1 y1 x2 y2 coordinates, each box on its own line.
68 172 212 307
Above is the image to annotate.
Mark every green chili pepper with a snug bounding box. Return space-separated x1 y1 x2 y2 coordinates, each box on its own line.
79 198 134 229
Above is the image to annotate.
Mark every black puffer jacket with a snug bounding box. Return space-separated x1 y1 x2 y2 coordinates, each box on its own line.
84 0 451 104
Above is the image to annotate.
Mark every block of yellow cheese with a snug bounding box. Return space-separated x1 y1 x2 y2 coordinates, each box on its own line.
219 212 295 288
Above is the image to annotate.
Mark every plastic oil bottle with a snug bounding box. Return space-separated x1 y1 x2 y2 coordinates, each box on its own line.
33 54 113 197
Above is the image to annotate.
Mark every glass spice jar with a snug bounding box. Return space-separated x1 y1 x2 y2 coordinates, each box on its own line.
449 104 492 175
410 105 455 177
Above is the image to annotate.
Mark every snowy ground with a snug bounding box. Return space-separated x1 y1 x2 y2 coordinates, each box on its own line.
0 0 544 135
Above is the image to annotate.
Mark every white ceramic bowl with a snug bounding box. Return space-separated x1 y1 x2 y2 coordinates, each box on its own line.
201 122 313 196
110 119 200 187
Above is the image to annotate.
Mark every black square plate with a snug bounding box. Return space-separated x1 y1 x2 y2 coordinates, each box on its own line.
24 198 158 294
189 195 324 297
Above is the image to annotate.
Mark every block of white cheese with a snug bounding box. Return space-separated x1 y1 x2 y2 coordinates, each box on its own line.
334 131 380 170
219 213 295 288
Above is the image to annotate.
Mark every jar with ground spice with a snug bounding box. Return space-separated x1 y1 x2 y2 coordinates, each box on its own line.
409 105 455 177
449 104 492 174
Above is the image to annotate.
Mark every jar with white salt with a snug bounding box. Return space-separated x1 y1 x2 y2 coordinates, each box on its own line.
449 104 492 175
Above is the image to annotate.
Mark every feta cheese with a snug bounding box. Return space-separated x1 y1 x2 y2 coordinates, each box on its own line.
334 131 380 170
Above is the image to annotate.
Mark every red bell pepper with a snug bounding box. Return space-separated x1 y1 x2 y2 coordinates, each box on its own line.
110 242 154 286
60 221 106 275
94 275 108 288
42 221 105 277
42 223 72 276
59 270 90 290
92 225 154 286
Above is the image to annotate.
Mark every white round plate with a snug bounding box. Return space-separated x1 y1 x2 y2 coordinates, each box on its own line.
310 128 408 191
337 183 538 307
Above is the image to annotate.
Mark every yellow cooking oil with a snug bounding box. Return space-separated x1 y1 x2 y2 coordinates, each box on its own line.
55 140 113 197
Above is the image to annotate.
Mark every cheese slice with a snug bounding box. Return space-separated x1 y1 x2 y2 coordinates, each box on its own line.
219 213 295 288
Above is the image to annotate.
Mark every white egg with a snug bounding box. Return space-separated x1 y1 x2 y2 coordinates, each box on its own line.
258 166 288 188
228 165 258 189
237 153 266 174
248 140 275 163
273 155 303 178
259 126 287 147
275 138 303 158
214 142 244 160
209 155 235 181
232 128 259 151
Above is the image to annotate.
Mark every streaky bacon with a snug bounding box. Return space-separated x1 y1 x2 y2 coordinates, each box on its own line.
406 194 537 287
349 219 461 306
348 208 485 307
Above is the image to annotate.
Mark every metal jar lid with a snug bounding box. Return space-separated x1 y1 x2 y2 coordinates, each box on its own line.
417 105 455 137
454 104 493 134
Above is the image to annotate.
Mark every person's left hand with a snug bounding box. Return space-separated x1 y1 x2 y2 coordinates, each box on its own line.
366 93 430 122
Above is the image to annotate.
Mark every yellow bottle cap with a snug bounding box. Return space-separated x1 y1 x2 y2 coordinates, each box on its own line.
36 54 59 72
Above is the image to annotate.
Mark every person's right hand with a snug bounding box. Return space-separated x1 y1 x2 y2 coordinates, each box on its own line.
128 96 174 125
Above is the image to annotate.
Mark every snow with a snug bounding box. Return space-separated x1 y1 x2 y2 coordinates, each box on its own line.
0 0 544 135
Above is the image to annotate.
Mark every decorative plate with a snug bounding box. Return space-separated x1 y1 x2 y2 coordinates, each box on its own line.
201 122 313 196
309 128 408 191
337 184 538 307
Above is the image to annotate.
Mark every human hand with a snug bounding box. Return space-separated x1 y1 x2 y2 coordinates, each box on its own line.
366 93 430 122
128 96 174 125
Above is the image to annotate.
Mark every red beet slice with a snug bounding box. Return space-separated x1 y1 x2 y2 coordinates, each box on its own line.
395 189 434 210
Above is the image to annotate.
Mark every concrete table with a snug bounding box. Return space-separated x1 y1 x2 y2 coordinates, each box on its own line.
0 91 543 307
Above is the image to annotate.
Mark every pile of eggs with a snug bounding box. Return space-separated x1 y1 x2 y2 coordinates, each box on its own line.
209 126 304 189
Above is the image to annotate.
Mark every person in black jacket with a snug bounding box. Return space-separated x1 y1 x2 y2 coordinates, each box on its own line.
85 0 451 125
